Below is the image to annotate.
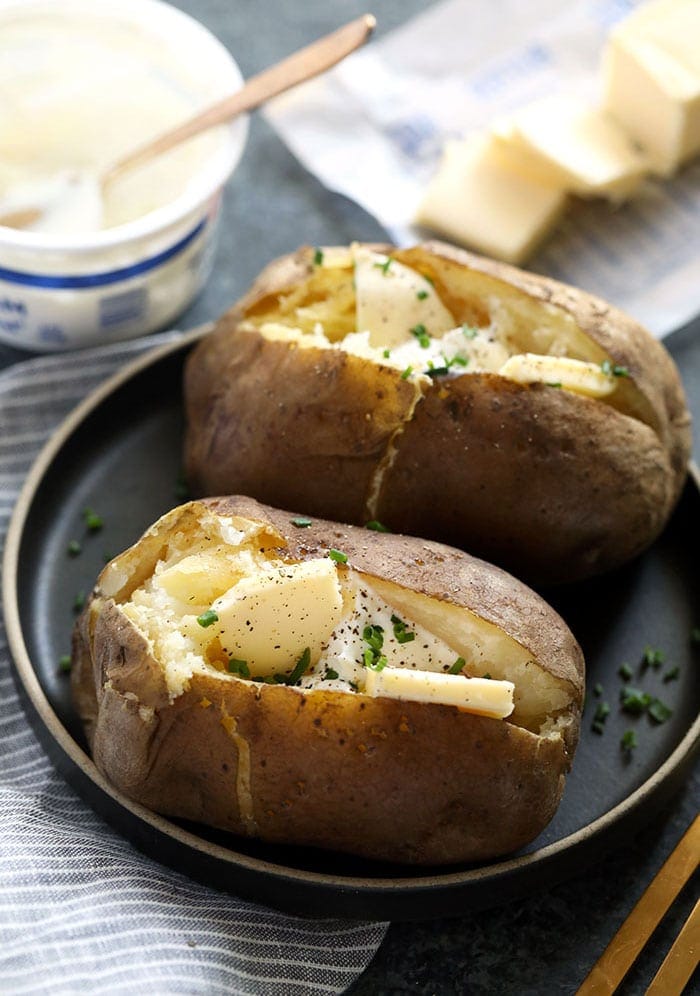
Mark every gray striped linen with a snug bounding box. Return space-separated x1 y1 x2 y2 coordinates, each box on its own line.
0 333 388 995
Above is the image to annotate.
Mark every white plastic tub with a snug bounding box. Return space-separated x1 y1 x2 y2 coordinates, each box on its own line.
0 0 248 351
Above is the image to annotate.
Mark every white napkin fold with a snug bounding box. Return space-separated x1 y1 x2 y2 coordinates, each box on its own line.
0 333 388 995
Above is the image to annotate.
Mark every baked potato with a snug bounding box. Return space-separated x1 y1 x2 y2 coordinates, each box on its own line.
72 495 584 865
184 241 691 584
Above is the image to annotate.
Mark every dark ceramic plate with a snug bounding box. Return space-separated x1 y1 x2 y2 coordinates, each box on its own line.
4 326 699 921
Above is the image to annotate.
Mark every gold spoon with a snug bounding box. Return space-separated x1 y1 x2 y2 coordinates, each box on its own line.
0 14 376 231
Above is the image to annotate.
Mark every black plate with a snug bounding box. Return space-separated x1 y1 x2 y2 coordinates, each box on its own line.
4 327 699 920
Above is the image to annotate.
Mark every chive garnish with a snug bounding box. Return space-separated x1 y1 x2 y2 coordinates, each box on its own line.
593 682 603 697
410 323 431 348
448 656 466 675
663 666 680 683
58 655 72 674
416 289 429 300
400 366 413 380
328 548 348 564
325 667 339 681
373 257 392 275
67 540 81 557
365 520 390 532
390 614 416 645
83 508 103 532
313 247 324 266
601 360 630 377
648 698 672 724
461 324 478 339
291 516 313 528
197 609 219 628
621 729 638 752
73 590 85 613
281 647 311 685
618 662 633 681
620 686 652 714
227 658 250 677
641 646 665 670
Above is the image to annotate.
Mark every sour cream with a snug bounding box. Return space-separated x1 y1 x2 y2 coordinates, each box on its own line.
0 3 226 234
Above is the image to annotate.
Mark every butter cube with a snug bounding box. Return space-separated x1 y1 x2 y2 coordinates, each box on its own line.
211 558 345 678
495 97 649 201
603 0 700 175
416 136 566 265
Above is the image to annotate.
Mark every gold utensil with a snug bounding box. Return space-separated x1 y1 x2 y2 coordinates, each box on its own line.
0 14 376 231
576 814 700 995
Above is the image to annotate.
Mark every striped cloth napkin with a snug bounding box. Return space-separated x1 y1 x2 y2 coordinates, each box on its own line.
0 333 388 995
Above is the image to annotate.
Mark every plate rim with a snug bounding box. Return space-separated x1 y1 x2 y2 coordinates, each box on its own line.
3 330 699 911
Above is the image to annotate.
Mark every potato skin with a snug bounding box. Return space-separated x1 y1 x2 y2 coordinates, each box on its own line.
184 242 691 584
72 496 584 865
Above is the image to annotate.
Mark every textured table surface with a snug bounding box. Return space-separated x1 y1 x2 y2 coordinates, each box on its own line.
1 2 698 993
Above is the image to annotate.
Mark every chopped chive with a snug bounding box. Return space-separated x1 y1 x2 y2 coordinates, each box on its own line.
482 672 492 680
620 686 652 714
426 366 449 378
73 590 86 613
83 508 103 532
416 289 429 300
461 324 478 339
291 516 313 528
648 698 672 724
618 662 633 681
593 682 604 697
103 551 114 564
410 323 431 348
373 257 392 275
546 381 562 388
58 654 72 674
228 658 250 677
641 646 665 670
324 667 339 681
67 540 81 557
328 548 348 564
621 729 638 752
448 656 466 675
390 614 416 644
663 666 680 683
601 360 630 377
365 520 390 532
313 247 324 266
365 654 387 672
197 609 219 628
382 348 391 358
280 647 311 685
400 366 413 380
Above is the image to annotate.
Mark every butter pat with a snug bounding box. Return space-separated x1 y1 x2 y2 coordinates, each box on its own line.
211 558 345 677
603 0 700 175
416 136 567 265
354 248 454 348
499 354 617 398
495 97 649 201
364 666 514 719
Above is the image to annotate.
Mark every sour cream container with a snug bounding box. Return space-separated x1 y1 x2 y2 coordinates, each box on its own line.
0 0 248 351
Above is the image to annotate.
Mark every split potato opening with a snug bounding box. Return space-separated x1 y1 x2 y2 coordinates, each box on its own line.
101 503 575 739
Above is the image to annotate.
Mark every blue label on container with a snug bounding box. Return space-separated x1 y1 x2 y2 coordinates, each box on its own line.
0 217 205 289
99 286 147 328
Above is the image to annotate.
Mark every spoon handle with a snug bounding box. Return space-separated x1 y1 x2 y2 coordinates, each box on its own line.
103 14 376 188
